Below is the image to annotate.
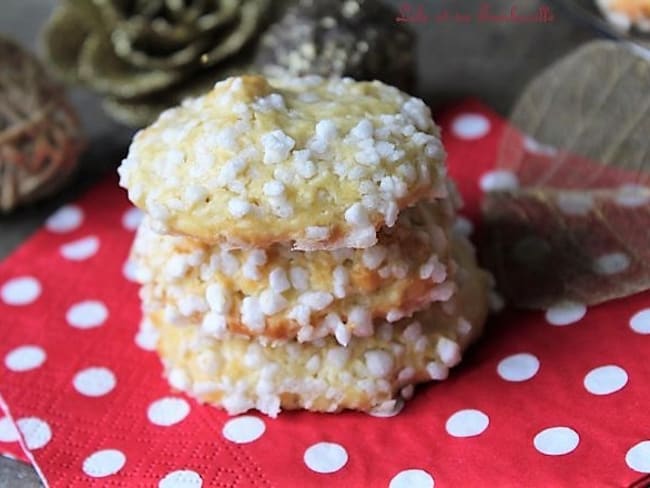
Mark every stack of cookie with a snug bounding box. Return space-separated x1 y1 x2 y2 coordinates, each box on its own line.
119 75 489 417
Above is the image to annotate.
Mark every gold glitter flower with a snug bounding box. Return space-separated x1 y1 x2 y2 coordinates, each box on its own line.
43 0 272 126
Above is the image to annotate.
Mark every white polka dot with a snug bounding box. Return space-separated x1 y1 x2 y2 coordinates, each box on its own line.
523 136 558 156
534 427 580 455
452 216 474 237
159 470 203 487
45 205 83 233
147 397 191 427
452 113 491 140
390 469 435 488
445 409 489 437
630 309 650 334
82 449 126 478
1 277 41 306
16 417 51 450
0 417 19 442
135 319 159 351
583 365 628 395
479 170 519 192
615 184 650 208
122 207 143 231
497 353 540 382
626 441 650 473
593 252 630 275
66 300 108 329
122 260 139 283
4 345 46 372
73 367 116 397
60 236 99 261
556 193 593 216
545 301 587 326
222 416 265 443
304 442 348 474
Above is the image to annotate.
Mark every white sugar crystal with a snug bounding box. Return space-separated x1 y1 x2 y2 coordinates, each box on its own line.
273 167 294 184
228 198 251 218
164 255 190 280
201 312 227 337
344 203 371 227
401 97 431 131
288 304 311 327
168 368 190 390
305 226 330 240
269 196 294 218
397 163 417 183
289 266 309 291
241 297 265 332
426 362 449 380
398 367 415 382
178 294 208 316
348 306 373 337
364 350 394 377
392 262 408 279
219 250 240 276
386 309 404 322
219 157 247 184
332 265 348 298
299 291 334 311
259 289 288 315
185 185 207 205
269 267 290 293
242 250 267 280
383 201 399 227
326 347 350 369
253 93 286 112
261 130 295 165
309 119 337 153
355 147 380 166
437 337 461 367
294 158 317 179
379 176 407 198
349 119 374 140
205 283 229 314
402 321 423 343
362 245 387 270
263 180 285 197
305 355 321 372
334 321 351 347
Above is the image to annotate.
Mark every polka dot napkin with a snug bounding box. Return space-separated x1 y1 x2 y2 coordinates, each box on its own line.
1 101 650 487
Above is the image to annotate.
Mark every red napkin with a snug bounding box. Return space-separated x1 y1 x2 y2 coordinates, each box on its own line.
1 101 649 487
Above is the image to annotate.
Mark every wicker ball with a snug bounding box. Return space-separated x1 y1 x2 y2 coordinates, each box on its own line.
0 36 84 212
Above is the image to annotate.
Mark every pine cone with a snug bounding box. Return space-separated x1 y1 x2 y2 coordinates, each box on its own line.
252 0 416 92
0 36 84 213
43 0 273 127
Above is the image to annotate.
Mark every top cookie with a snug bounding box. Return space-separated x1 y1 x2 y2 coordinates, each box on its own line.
118 75 447 250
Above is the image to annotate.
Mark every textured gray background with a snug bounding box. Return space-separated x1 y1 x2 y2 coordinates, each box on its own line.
0 0 594 485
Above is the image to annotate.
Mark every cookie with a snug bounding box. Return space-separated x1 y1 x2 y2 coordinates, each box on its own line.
133 199 456 344
146 235 489 417
118 75 446 249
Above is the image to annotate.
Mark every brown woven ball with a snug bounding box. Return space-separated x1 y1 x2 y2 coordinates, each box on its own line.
0 36 84 212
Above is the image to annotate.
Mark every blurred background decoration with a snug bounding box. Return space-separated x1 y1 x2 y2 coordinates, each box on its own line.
252 0 415 92
43 0 277 127
42 0 415 127
0 35 84 213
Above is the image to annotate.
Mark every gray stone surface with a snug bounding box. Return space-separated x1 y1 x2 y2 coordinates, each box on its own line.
0 0 595 485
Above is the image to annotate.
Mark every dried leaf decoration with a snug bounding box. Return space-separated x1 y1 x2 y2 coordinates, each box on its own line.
0 36 84 212
481 40 650 308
